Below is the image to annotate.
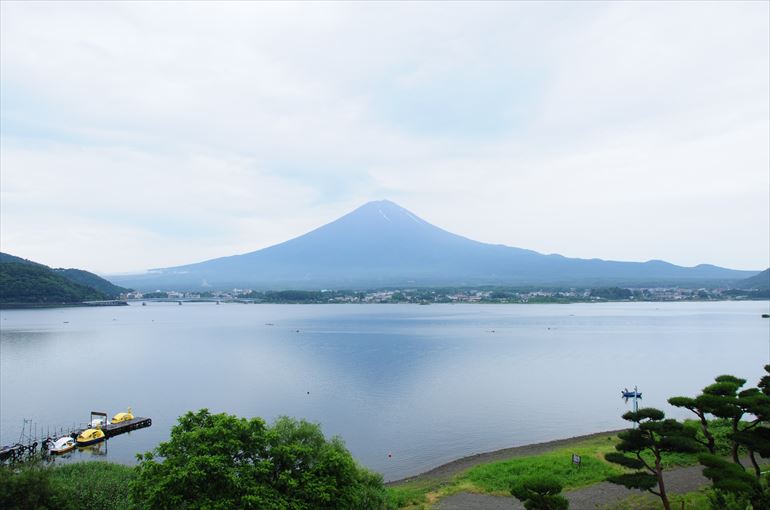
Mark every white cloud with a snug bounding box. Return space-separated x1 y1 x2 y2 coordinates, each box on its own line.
1 1 767 272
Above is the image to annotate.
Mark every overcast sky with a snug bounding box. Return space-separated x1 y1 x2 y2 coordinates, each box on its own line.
1 1 768 274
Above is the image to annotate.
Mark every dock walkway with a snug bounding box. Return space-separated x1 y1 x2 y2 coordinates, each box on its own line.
72 416 152 440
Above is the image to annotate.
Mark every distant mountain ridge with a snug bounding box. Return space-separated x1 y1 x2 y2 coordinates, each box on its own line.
110 200 758 290
739 268 770 290
0 252 129 304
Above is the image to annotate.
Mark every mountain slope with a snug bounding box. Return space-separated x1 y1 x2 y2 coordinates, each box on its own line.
0 252 44 266
0 263 109 304
0 252 130 302
52 268 129 298
111 200 755 290
738 269 770 290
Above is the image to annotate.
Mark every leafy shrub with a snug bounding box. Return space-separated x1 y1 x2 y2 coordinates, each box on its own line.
133 409 388 510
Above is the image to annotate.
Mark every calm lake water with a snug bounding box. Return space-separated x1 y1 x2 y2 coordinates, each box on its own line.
1 301 768 480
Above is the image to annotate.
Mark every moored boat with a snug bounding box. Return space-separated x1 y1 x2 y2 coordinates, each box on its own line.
49 436 76 455
76 426 106 447
111 407 134 424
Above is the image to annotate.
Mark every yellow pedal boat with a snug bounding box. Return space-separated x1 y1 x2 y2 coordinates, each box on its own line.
111 407 134 424
76 426 105 447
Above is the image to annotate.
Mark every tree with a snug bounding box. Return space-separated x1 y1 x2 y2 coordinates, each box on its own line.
510 476 568 510
605 408 700 510
133 409 388 510
667 395 717 454
696 366 770 509
671 368 770 478
699 454 769 510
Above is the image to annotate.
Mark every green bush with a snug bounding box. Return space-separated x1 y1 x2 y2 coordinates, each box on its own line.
0 462 67 510
133 409 388 510
0 460 134 510
510 475 568 510
48 462 135 510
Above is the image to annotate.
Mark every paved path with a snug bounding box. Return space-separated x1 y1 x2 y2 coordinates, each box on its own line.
437 464 709 510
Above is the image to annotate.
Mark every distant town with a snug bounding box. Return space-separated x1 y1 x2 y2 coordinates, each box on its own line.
121 285 769 304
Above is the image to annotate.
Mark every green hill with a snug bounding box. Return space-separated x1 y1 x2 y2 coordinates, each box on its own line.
0 252 44 266
0 252 130 304
0 263 108 304
53 268 128 298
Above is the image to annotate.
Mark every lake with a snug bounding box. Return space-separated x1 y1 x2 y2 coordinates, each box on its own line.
1 301 768 481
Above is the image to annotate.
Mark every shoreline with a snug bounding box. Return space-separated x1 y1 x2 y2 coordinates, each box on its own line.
0 301 128 310
385 429 624 486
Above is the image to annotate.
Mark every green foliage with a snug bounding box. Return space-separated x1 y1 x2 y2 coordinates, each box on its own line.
674 366 770 509
47 462 135 510
699 453 770 509
385 485 428 508
0 262 109 304
53 268 129 298
265 290 327 302
141 291 168 298
606 408 701 510
0 461 135 510
604 452 645 469
699 454 758 495
510 476 569 510
706 488 754 510
133 409 388 510
681 418 737 457
0 252 45 265
605 472 657 491
0 462 67 510
464 449 619 492
589 287 632 300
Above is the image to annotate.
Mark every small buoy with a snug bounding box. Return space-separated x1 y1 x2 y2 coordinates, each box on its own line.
307 391 310 395
296 329 300 333
387 452 392 459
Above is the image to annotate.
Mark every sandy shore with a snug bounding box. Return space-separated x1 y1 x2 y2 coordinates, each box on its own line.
386 429 624 486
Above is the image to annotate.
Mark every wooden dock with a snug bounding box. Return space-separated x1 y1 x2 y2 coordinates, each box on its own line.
70 416 152 440
1 412 152 464
102 417 152 437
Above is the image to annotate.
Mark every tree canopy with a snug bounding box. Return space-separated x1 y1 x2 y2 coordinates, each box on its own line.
0 262 109 304
510 476 569 510
605 408 700 510
133 409 388 510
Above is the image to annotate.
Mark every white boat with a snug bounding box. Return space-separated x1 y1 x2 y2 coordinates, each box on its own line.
49 436 76 455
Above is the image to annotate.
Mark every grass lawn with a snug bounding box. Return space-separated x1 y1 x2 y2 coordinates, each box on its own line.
385 420 743 509
461 434 622 493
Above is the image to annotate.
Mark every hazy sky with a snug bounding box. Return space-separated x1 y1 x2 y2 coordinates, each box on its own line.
1 1 768 273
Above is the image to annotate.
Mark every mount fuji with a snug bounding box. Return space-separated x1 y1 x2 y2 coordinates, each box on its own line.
112 200 755 290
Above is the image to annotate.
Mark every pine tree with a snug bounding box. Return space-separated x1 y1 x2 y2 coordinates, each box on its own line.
605 408 700 510
510 476 569 510
697 366 770 510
